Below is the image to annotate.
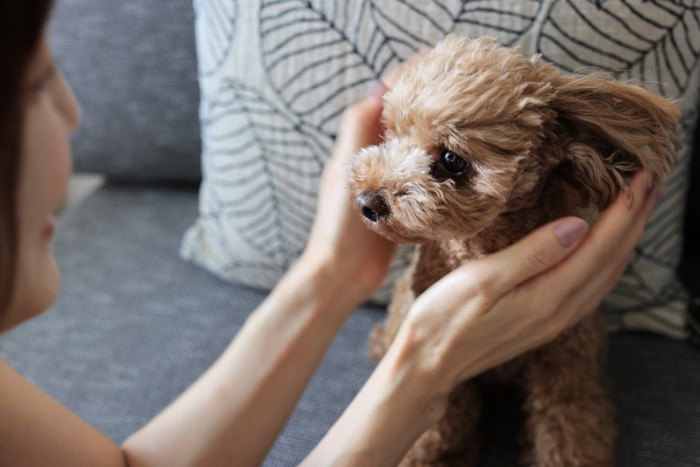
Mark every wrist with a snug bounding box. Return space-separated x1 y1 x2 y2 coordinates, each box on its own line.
381 327 451 423
295 249 371 308
305 337 449 466
269 252 365 327
379 318 470 419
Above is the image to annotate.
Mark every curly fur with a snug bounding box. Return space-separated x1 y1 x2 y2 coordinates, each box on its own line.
350 35 679 466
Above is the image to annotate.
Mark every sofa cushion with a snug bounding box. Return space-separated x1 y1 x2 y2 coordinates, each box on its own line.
0 184 698 465
182 0 699 339
48 0 201 182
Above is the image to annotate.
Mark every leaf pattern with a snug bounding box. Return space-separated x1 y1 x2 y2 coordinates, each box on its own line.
185 0 700 339
259 0 543 137
260 0 387 136
538 0 700 97
193 0 238 77
369 0 462 59
450 0 542 46
201 78 323 265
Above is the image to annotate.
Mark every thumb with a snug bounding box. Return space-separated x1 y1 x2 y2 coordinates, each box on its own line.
334 82 388 158
485 216 590 291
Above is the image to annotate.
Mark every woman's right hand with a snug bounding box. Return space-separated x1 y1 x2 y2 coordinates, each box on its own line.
304 171 660 467
390 170 659 398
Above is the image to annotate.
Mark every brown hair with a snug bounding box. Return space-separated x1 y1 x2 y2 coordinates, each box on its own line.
0 0 54 310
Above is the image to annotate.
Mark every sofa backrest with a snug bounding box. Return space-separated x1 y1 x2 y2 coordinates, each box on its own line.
48 0 201 183
47 0 699 301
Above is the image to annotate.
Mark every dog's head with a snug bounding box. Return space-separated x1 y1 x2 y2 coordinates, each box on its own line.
350 35 679 244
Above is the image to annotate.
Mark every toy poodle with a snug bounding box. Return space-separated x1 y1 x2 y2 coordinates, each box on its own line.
350 35 679 466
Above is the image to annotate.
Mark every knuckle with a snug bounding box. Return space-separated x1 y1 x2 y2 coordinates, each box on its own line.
596 237 620 265
522 241 554 274
540 318 566 344
537 288 564 317
399 318 445 374
401 317 424 346
458 267 498 302
523 286 565 332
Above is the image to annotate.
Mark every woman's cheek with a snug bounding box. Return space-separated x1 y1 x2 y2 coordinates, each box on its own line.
3 111 60 328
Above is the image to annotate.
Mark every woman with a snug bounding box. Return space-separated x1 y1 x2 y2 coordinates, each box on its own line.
0 1 661 465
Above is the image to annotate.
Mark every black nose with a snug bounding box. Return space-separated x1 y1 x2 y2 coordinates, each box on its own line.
357 191 390 222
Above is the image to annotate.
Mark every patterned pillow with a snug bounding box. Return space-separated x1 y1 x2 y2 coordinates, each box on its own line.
181 0 699 339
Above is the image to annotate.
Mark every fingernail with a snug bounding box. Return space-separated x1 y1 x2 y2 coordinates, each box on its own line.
367 80 388 101
554 217 589 247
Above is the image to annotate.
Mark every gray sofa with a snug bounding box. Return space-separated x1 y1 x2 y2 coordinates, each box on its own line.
1 1 699 465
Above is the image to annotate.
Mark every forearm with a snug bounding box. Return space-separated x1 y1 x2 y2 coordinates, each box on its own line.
302 327 448 466
122 257 362 467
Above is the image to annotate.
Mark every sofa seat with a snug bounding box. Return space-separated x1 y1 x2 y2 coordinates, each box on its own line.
1 184 698 466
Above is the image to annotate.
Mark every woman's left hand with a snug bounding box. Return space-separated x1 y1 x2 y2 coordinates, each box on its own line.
302 83 397 303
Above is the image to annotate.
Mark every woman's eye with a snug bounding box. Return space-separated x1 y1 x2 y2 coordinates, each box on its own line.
440 149 468 174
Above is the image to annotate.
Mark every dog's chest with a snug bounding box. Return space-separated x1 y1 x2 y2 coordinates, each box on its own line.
410 241 485 297
478 361 523 384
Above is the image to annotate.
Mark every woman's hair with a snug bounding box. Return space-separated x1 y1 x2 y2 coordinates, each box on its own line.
0 0 54 310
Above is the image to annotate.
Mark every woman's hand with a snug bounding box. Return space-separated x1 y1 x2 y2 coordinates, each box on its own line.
302 69 413 302
301 56 426 303
304 171 661 467
393 170 660 395
301 89 395 302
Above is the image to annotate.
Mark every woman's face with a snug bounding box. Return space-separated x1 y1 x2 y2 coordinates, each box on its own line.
1 38 80 331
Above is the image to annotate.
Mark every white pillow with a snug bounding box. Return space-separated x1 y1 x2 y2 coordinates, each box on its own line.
182 0 699 338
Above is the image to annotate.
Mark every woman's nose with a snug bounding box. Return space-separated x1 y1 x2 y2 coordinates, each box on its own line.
53 68 82 132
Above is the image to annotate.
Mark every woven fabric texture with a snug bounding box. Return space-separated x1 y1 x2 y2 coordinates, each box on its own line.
48 0 201 182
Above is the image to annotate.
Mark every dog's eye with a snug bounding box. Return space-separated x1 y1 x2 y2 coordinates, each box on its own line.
441 149 468 174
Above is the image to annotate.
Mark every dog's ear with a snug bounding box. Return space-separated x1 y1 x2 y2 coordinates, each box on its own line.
551 73 680 209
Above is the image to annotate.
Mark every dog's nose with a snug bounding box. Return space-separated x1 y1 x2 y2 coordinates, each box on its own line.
357 191 390 222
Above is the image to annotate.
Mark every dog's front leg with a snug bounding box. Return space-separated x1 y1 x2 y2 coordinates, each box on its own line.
520 315 616 467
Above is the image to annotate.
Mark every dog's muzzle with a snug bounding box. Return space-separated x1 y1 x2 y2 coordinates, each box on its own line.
356 190 390 222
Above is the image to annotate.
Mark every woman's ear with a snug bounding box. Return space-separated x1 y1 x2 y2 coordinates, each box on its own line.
551 73 680 209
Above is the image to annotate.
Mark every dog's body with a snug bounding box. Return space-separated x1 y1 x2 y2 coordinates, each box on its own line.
350 36 679 466
369 216 611 467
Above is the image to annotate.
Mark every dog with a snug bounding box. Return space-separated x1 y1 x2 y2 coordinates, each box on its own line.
350 35 679 466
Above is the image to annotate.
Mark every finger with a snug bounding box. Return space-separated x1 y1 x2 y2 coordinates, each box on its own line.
548 170 655 300
381 49 430 89
471 216 590 293
565 177 661 322
334 97 385 159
